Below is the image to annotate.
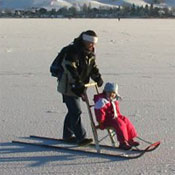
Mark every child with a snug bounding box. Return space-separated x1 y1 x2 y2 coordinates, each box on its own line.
94 82 139 150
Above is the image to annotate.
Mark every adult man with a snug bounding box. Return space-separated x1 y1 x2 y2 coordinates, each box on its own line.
57 30 103 146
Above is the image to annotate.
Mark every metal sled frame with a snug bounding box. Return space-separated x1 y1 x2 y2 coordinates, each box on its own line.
11 83 160 159
84 82 115 153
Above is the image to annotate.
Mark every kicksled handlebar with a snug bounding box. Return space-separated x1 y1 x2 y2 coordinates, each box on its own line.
84 82 97 87
84 82 99 94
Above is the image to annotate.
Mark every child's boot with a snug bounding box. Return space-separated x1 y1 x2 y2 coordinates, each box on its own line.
128 139 140 147
119 141 132 150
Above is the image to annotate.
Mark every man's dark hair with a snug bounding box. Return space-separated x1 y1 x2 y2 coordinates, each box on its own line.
83 30 97 37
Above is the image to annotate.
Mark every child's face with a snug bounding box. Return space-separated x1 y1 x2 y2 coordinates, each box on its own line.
106 92 117 100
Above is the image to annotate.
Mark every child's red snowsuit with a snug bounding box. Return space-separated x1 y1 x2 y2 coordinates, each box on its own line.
94 93 137 144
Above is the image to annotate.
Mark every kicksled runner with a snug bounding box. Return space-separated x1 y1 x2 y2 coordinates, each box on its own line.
12 83 160 159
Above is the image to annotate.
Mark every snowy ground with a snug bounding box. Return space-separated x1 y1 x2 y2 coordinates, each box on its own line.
0 18 175 175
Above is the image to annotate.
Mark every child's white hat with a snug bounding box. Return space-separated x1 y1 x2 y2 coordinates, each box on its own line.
104 82 119 95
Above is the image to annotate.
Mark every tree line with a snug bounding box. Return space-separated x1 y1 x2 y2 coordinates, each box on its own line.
1 4 175 18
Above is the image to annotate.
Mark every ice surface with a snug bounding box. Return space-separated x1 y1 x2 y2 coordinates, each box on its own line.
0 18 175 175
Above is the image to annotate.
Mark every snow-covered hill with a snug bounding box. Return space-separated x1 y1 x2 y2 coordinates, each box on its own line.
1 0 175 10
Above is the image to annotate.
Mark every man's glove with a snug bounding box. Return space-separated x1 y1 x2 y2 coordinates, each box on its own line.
71 81 85 97
95 76 103 87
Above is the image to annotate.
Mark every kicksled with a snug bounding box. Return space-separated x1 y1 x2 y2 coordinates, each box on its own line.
12 83 160 159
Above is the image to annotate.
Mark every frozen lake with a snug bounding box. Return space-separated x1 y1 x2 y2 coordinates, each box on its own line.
0 18 175 175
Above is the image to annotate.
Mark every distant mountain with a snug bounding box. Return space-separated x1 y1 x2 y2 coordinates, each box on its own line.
1 0 175 10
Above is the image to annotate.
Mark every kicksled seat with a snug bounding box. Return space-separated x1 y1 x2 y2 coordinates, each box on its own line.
84 82 116 153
